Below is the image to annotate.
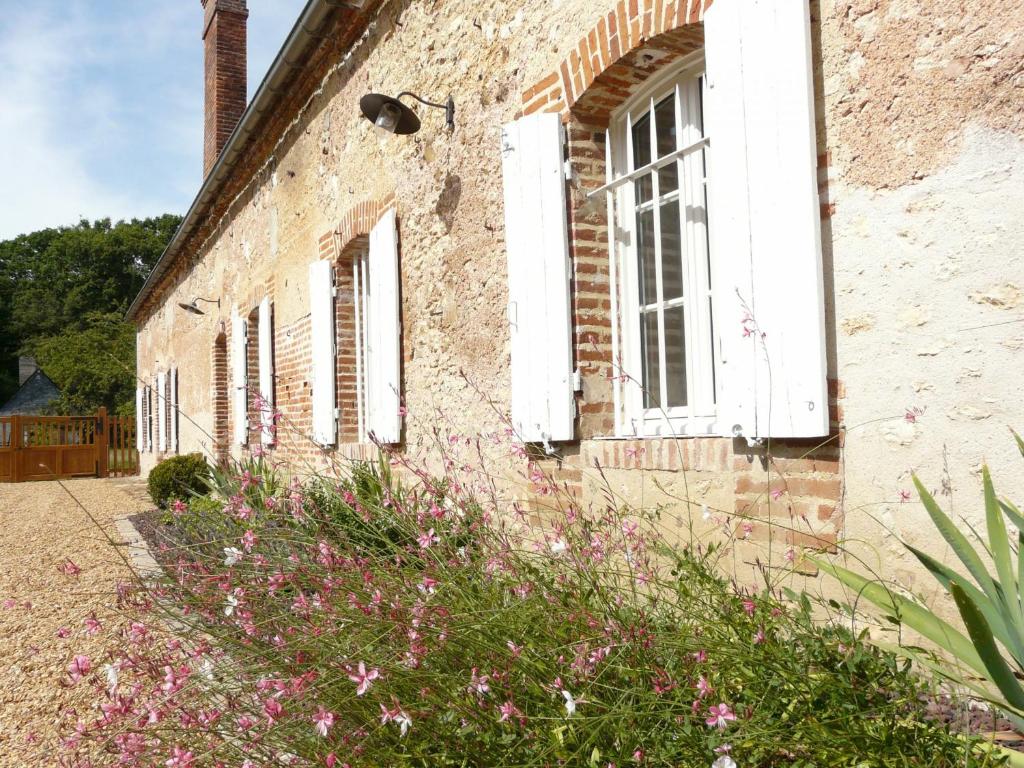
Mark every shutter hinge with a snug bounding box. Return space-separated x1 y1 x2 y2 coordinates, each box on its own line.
614 225 631 245
334 407 341 420
563 159 576 184
571 369 582 393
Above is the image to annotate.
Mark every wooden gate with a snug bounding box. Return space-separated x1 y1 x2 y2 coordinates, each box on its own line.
0 408 138 483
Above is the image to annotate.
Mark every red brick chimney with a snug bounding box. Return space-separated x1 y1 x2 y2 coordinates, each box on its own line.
201 0 249 177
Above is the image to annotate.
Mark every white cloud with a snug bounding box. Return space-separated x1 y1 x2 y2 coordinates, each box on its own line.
0 0 309 241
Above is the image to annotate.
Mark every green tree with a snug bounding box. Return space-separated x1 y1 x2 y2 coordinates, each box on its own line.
0 215 181 408
30 312 138 415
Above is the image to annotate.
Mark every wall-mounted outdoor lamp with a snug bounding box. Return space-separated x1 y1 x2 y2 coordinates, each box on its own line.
359 92 455 135
177 297 221 316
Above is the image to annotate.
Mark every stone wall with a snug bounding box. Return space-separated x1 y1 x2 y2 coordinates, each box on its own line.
136 0 1024 603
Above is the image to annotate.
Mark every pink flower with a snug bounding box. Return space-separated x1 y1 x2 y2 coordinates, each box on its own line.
55 626 71 639
697 676 713 699
468 668 490 696
770 488 784 501
348 661 380 696
241 530 257 552
417 529 440 549
171 499 187 516
263 697 283 724
740 522 753 539
83 615 102 635
418 577 439 595
706 703 737 729
57 559 81 578
313 706 335 737
498 700 523 723
165 746 195 767
898 489 912 503
754 628 766 645
67 655 91 683
741 599 756 617
506 640 523 658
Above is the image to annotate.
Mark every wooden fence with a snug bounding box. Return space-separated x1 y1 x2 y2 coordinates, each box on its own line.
0 407 138 483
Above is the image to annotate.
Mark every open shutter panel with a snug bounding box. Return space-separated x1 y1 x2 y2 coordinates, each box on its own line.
704 0 828 439
258 297 275 445
309 260 337 446
147 386 154 452
231 310 248 446
135 387 144 450
367 209 402 444
170 367 179 453
500 112 575 444
157 371 167 452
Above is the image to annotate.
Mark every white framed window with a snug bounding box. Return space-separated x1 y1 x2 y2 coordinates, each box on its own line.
610 55 717 437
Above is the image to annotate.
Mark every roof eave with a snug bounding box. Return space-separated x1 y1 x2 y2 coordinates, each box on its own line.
126 0 371 323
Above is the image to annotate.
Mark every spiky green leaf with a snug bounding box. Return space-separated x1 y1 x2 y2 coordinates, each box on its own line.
814 558 986 675
950 580 1024 712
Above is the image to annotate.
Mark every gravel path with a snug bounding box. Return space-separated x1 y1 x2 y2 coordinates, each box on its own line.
0 478 152 765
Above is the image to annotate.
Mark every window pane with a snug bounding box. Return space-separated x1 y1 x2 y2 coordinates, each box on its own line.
631 112 652 204
654 96 678 194
636 208 657 306
664 305 687 407
659 199 683 301
641 310 661 409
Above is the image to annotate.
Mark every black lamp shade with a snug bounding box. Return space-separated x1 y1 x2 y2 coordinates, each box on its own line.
360 93 421 135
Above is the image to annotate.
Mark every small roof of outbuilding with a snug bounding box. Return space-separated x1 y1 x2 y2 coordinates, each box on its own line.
0 369 62 416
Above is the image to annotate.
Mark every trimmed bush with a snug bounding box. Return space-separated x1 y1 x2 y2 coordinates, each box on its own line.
147 453 210 508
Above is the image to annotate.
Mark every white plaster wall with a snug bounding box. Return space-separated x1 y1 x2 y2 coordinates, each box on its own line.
832 126 1024 592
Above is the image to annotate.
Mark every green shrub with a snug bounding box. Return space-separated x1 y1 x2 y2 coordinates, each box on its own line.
147 453 211 508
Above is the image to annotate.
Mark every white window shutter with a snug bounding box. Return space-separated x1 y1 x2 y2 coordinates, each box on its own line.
309 260 337 446
500 113 575 444
157 371 167 452
231 310 248 446
147 386 154 452
367 209 402 444
135 386 144 450
170 367 179 453
258 297 275 445
704 0 828 438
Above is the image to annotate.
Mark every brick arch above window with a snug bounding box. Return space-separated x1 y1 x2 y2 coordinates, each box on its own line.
520 0 713 125
320 194 398 260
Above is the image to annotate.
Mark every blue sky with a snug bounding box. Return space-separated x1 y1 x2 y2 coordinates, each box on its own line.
0 0 307 240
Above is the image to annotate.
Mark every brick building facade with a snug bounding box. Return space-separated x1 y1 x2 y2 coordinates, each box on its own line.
130 0 1024 584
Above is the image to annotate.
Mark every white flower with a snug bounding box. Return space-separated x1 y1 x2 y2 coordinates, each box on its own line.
395 711 412 737
102 663 118 694
712 757 737 768
224 594 239 616
561 689 576 717
223 547 243 566
701 504 711 522
201 658 215 681
550 539 567 555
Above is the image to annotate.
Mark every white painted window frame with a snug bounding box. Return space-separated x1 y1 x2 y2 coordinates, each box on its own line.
608 54 722 438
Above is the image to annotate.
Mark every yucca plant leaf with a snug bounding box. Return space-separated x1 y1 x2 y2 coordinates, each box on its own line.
814 558 986 675
950 580 1024 712
982 466 1024 637
905 543 1020 654
1013 429 1024 458
913 474 1002 604
1001 498 1024 535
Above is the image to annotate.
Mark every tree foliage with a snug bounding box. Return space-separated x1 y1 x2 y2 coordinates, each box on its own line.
0 215 181 413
